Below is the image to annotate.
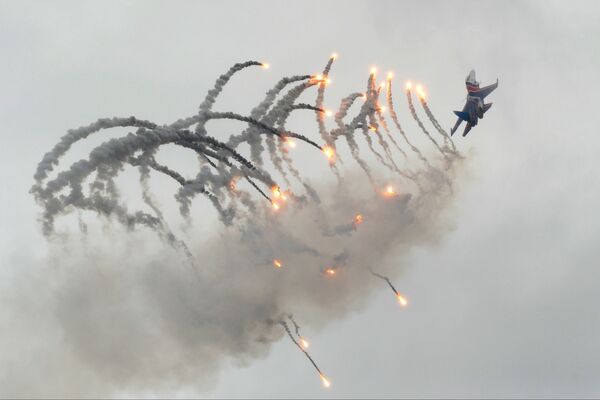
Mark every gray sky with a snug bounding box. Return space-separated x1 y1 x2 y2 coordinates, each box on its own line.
1 0 600 398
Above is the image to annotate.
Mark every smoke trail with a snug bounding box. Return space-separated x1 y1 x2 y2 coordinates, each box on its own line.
406 87 448 160
31 117 158 195
418 93 457 153
196 61 264 129
135 153 196 265
279 320 329 386
375 107 408 160
315 55 336 145
369 269 407 306
386 79 431 167
227 74 311 166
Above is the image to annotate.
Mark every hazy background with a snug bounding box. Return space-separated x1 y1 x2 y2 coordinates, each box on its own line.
1 0 600 397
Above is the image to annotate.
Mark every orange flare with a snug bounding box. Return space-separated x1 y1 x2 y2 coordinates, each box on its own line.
384 185 396 197
387 71 394 80
379 106 386 113
283 136 296 148
325 268 336 276
406 81 412 90
273 259 282 268
379 82 386 89
272 186 281 198
368 125 376 132
324 109 333 117
354 214 363 225
272 202 280 211
261 62 270 69
300 337 310 349
397 293 408 307
229 179 237 191
331 52 338 60
321 375 331 388
370 66 377 75
416 84 426 99
322 146 335 161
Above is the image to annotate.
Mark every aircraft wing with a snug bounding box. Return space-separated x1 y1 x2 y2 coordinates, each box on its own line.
471 79 498 99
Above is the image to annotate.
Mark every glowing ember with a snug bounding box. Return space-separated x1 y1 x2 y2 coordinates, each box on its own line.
397 293 408 307
331 52 338 60
320 375 331 388
354 214 363 225
325 268 336 276
368 125 376 132
283 137 296 148
322 146 335 161
272 186 282 198
273 259 282 268
361 93 367 100
387 71 394 80
300 337 310 349
379 106 386 113
272 202 280 211
385 185 396 196
229 178 237 191
324 109 333 117
416 84 426 99
379 82 386 89
370 66 377 75
406 81 412 90
261 62 270 69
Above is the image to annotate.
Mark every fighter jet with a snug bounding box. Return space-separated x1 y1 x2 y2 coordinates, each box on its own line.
450 70 498 137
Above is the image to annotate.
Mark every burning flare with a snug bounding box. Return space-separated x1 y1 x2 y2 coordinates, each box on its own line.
396 293 408 307
320 374 331 388
272 186 282 198
322 146 335 161
273 259 282 268
229 178 238 191
354 214 363 225
261 62 270 69
384 185 396 197
283 136 296 148
406 81 412 90
300 337 310 349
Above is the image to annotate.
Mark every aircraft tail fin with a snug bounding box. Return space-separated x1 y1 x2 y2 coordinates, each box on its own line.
453 110 470 121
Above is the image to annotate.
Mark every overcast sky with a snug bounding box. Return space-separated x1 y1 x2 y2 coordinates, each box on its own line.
1 1 600 398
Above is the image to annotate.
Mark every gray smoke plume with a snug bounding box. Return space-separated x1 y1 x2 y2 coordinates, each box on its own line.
10 56 467 396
